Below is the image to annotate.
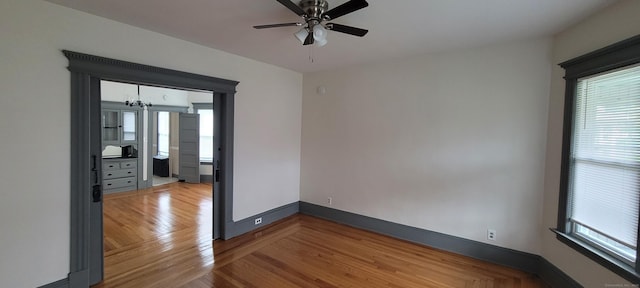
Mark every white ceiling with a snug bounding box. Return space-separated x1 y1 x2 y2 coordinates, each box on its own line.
46 0 612 73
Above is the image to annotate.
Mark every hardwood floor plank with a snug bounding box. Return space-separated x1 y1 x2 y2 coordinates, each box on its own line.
97 183 548 288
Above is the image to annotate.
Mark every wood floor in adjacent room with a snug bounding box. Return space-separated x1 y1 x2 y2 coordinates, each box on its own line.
97 182 548 288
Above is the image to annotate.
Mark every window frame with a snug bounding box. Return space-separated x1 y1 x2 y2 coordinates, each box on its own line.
193 102 214 164
556 34 640 283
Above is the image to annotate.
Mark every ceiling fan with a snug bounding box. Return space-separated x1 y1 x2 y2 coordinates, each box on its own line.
254 0 369 46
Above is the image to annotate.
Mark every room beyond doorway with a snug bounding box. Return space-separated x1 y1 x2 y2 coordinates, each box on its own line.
100 80 214 190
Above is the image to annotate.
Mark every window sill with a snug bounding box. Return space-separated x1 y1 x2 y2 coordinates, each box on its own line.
551 228 640 283
200 161 213 165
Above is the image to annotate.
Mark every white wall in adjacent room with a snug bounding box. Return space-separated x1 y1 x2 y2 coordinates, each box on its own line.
101 80 192 107
187 91 213 104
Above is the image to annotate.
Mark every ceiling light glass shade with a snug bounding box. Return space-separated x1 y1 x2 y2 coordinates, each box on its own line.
314 37 327 47
313 25 327 41
294 28 309 43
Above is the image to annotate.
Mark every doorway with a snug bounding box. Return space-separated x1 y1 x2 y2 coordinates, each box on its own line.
151 111 179 186
64 51 237 287
100 80 212 285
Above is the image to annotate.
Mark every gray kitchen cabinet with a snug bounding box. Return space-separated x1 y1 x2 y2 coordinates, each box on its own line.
102 109 120 146
101 105 139 147
102 159 137 194
101 101 142 194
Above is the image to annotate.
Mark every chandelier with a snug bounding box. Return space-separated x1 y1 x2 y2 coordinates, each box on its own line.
125 85 152 108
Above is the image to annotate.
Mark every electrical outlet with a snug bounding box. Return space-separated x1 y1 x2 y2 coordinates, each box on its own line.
327 197 332 205
254 217 262 225
487 229 496 241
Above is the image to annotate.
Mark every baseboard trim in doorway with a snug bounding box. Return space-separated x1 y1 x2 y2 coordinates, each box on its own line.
224 201 299 239
200 174 213 183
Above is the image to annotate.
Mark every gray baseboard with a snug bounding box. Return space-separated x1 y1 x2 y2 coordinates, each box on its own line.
299 202 539 273
67 269 89 288
38 278 69 288
200 174 213 183
224 201 299 239
299 201 581 288
538 257 583 288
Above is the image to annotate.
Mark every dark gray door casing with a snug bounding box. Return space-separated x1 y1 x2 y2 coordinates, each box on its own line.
63 50 237 287
88 77 104 285
212 94 222 240
179 113 201 183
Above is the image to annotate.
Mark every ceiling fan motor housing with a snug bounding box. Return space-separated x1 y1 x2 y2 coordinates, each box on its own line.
300 0 329 20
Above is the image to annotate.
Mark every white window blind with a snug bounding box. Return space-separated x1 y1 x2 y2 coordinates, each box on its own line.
569 64 640 255
157 111 170 157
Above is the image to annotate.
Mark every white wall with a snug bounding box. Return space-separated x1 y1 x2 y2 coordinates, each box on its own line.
0 1 301 287
542 0 640 286
187 90 213 104
301 38 551 254
101 80 193 107
140 85 190 107
101 80 138 103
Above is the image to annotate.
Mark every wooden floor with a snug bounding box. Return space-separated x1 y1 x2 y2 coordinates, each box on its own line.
97 182 548 288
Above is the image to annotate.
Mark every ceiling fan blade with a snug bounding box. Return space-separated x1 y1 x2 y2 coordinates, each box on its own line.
276 0 306 16
327 23 368 37
323 0 368 20
303 32 314 45
253 22 302 29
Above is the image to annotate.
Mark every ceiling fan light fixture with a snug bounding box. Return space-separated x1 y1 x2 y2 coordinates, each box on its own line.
312 24 327 41
294 27 309 43
256 0 369 47
314 36 327 47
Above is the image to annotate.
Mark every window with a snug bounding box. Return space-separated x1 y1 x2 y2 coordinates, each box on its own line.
157 111 170 157
193 103 214 162
558 35 640 282
198 109 213 162
570 64 640 264
122 111 136 141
